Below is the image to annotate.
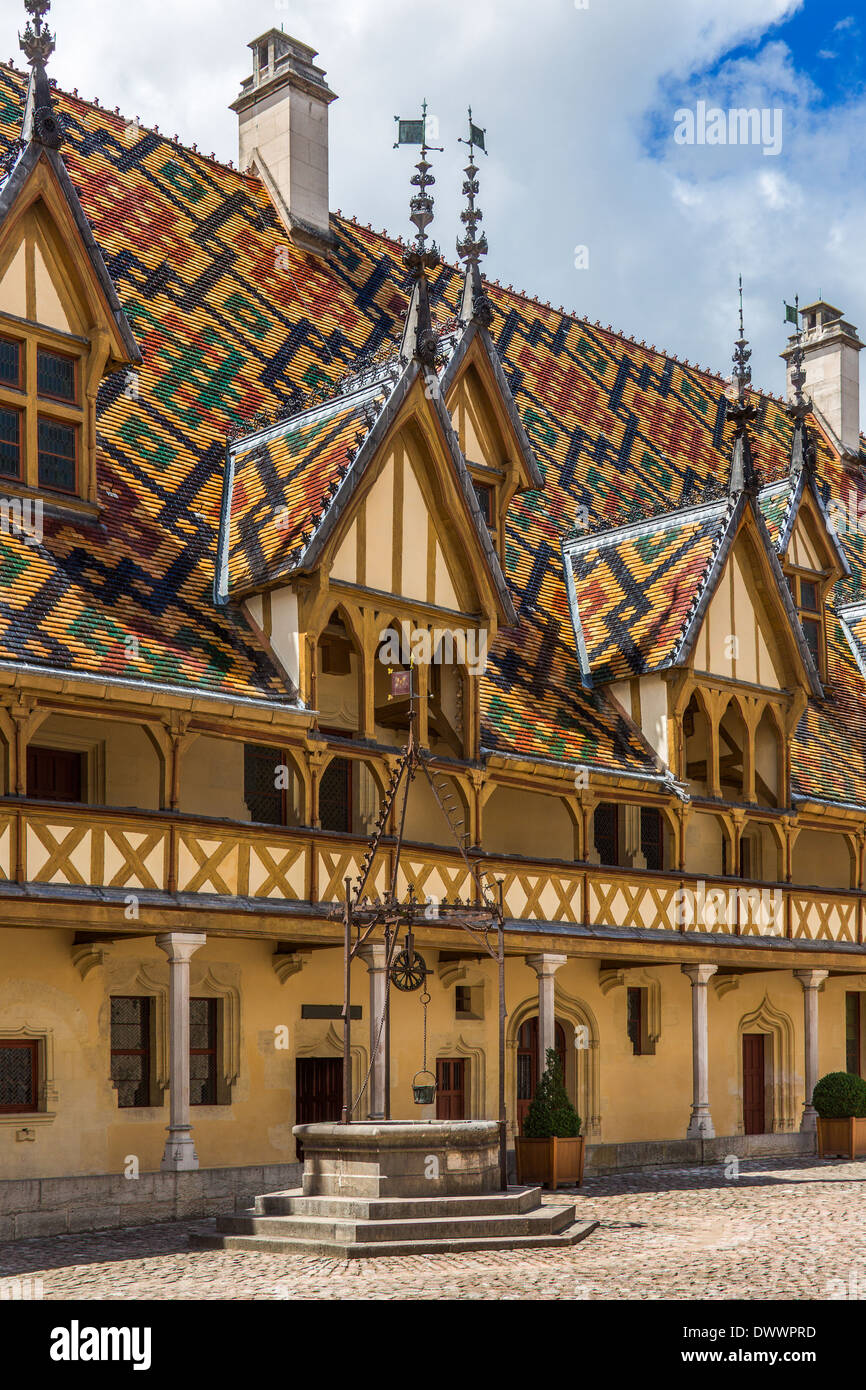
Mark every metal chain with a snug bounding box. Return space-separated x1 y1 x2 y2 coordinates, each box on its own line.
420 989 431 1073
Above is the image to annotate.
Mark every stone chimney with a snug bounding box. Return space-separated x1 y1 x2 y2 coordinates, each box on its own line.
781 300 863 458
231 29 337 256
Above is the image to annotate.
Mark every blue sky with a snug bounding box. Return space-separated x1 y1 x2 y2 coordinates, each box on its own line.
14 0 866 416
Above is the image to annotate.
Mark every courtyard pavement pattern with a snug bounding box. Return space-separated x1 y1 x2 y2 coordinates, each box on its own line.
1 1155 864 1300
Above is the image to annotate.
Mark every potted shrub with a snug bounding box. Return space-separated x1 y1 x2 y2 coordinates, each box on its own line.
515 1049 585 1189
814 1072 866 1159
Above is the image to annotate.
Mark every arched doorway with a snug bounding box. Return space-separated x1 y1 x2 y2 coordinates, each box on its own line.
516 1017 567 1133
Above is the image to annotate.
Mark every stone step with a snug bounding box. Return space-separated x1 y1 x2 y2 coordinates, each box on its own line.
191 1219 599 1259
253 1186 543 1221
216 1201 578 1245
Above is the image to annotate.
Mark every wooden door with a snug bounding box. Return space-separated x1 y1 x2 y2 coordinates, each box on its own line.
742 1033 766 1135
436 1058 465 1119
516 1018 567 1133
26 746 84 802
295 1057 343 1125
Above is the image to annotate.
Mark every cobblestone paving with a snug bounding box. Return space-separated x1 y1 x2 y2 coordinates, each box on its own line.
1 1156 865 1300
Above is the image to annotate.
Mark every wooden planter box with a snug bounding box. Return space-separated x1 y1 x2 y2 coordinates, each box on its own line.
817 1116 866 1159
515 1135 585 1189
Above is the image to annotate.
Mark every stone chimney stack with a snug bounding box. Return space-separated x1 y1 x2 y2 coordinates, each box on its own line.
781 300 863 458
231 30 337 256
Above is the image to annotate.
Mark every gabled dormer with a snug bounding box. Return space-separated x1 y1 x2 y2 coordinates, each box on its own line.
0 10 140 513
438 121 542 556
759 414 850 685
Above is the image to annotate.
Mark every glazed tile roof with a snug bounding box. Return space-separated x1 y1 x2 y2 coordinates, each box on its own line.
223 380 390 596
1 67 866 792
564 500 733 682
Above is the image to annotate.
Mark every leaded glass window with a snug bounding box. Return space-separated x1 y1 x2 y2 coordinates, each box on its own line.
190 998 217 1106
110 996 152 1108
0 1041 38 1112
37 349 76 402
38 416 77 492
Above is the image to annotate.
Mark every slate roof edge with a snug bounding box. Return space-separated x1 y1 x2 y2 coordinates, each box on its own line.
0 655 302 712
748 492 825 699
672 495 744 667
272 363 414 582
0 141 143 366
791 792 866 815
424 360 518 625
560 534 593 687
214 435 235 605
563 495 730 554
437 318 544 491
804 473 853 577
481 745 664 783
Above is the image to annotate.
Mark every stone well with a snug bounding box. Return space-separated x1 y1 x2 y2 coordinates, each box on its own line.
294 1120 503 1198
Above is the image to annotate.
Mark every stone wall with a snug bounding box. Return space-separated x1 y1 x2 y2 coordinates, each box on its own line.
584 1131 815 1175
0 1162 302 1242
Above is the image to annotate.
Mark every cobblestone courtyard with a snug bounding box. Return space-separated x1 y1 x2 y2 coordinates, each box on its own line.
2 1156 864 1300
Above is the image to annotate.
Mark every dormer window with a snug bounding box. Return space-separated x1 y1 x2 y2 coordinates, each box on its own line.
788 571 825 677
473 480 493 525
0 336 22 388
37 349 77 403
38 417 77 493
0 405 22 480
0 323 85 501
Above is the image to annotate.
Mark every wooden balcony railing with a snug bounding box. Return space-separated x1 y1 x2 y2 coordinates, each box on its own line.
0 800 861 945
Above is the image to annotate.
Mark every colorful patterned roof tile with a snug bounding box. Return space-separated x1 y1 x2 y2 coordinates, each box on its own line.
0 66 865 790
563 501 733 683
223 380 391 596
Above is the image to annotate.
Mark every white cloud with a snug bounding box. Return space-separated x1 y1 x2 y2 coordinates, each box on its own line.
11 0 866 419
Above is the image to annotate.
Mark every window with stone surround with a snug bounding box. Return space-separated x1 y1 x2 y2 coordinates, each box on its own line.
110 996 154 1108
0 1040 39 1113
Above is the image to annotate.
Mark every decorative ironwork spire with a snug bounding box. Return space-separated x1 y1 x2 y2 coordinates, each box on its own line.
784 294 816 478
19 0 63 149
395 101 442 367
727 276 759 495
457 108 493 328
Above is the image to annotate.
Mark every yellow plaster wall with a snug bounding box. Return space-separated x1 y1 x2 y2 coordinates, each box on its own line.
693 542 783 687
180 735 248 821
483 785 573 861
329 436 462 612
684 810 725 877
0 241 26 318
792 829 852 890
788 515 823 572
2 927 862 1178
31 714 160 810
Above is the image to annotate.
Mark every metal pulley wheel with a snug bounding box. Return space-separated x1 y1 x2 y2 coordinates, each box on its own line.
390 947 427 992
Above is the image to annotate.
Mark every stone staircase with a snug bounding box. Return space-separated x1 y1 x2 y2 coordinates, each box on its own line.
192 1185 598 1258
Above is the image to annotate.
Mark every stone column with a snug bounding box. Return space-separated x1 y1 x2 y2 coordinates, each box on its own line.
526 954 568 1081
681 963 717 1138
156 932 206 1171
358 943 388 1119
794 969 828 1132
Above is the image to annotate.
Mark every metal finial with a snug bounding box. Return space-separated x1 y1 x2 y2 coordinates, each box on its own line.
784 293 815 476
786 293 811 419
16 0 63 150
19 0 54 68
394 99 442 266
456 108 494 329
456 107 488 267
731 274 752 405
726 276 758 493
394 101 443 366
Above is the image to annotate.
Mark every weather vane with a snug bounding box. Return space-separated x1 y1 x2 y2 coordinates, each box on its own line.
784 293 811 422
456 108 494 329
394 100 442 365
